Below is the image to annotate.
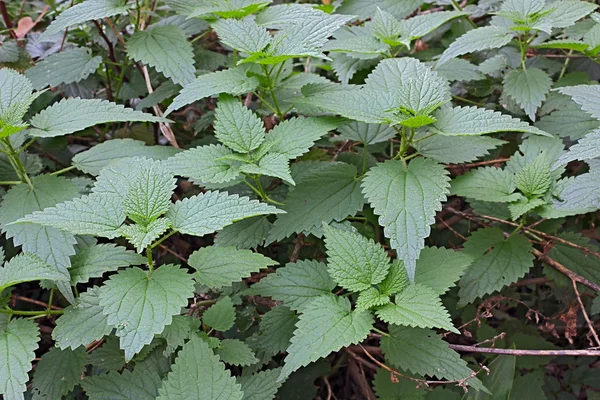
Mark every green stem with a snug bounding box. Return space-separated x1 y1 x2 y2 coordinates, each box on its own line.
451 95 484 106
261 64 283 118
252 91 280 116
451 0 477 29
1 138 33 188
114 56 129 100
510 215 527 237
16 137 36 154
0 181 22 185
254 176 285 206
519 36 528 71
0 308 63 316
46 288 54 314
146 246 154 276
151 229 176 249
50 165 75 176
559 50 573 80
371 327 389 337
361 144 368 174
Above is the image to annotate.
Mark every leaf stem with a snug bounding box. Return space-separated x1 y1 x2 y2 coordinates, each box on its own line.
151 229 177 249
451 0 477 29
146 246 154 276
371 327 389 337
1 138 33 188
558 49 573 80
261 64 284 118
50 165 76 176
0 308 63 316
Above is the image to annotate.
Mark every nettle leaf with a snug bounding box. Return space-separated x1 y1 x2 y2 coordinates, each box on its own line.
538 1 598 30
263 116 339 159
362 158 450 281
70 244 145 285
253 306 297 356
337 121 396 145
451 167 522 203
41 0 130 39
189 0 271 19
161 315 201 356
503 68 552 121
0 317 39 400
164 144 242 185
72 139 179 176
240 153 294 185
158 337 243 400
214 94 265 153
558 85 600 120
212 18 271 55
31 347 88 400
430 106 550 136
28 99 165 138
127 25 196 85
557 129 600 165
438 26 515 65
118 218 172 253
203 296 236 332
0 253 67 292
246 260 335 311
98 265 194 360
414 133 505 164
548 172 600 216
238 368 283 400
166 66 259 115
82 369 162 400
25 47 102 90
381 326 483 389
268 162 364 242
413 247 473 295
324 224 390 292
0 69 36 137
508 197 547 220
167 191 283 237
214 339 258 366
279 295 374 380
459 227 534 305
53 287 112 350
514 154 552 198
376 284 458 333
356 288 391 310
188 246 277 289
399 11 468 40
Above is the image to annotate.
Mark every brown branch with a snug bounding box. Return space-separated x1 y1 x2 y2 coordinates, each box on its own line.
290 233 305 263
0 0 17 39
13 295 62 310
533 248 600 292
572 278 600 347
449 344 600 357
446 158 510 169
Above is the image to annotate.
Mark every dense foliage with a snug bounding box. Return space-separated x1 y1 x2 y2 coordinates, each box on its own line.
1 0 600 398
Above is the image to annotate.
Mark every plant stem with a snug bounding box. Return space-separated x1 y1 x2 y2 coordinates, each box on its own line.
451 0 477 29
146 246 154 276
50 165 75 176
0 308 63 316
151 230 176 249
371 327 389 337
558 50 573 80
0 181 22 185
1 138 33 188
254 176 285 206
261 64 283 118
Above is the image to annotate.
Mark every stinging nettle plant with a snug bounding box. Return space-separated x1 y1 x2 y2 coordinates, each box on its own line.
1 0 600 398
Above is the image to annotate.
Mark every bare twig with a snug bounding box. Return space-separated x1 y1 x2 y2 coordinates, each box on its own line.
572 279 600 347
449 344 600 357
290 233 305 263
0 0 17 39
13 295 62 310
533 248 600 292
446 158 511 169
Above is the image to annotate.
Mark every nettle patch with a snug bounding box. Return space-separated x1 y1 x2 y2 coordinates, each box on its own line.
1 0 600 398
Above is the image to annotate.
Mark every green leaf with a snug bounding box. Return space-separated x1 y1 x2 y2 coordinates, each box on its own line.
336 0 422 20
166 66 260 115
70 244 145 285
430 106 551 136
214 94 266 153
189 0 271 19
538 1 598 30
413 133 505 164
239 368 283 400
127 25 195 85
280 295 374 379
432 58 484 82
268 162 364 242
503 68 552 121
203 296 236 332
240 153 294 185
72 139 179 175
41 0 130 39
324 224 390 292
451 167 522 202
31 347 87 400
558 84 600 120
458 228 534 305
508 197 546 220
362 158 450 281
246 260 335 311
557 129 600 165
165 144 242 185
263 116 339 159
514 154 552 197
188 245 276 289
215 339 258 366
158 336 243 400
0 69 36 137
0 318 39 400
414 247 473 295
253 306 297 356
82 369 162 400
438 26 514 65
0 253 67 292
465 354 515 400
376 284 458 333
548 233 600 287
88 337 125 373
378 260 409 296
53 287 113 350
337 121 396 145
28 98 165 138
533 39 591 52
118 218 172 253
400 11 468 40
381 325 482 386
25 47 101 91
99 265 194 360
167 190 283 237
212 18 270 54
160 315 200 356
356 287 391 310
214 216 271 249
372 7 403 41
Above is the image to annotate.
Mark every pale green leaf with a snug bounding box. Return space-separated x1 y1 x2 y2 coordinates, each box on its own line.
160 315 200 356
88 337 125 373
214 216 271 249
324 224 390 292
70 244 145 285
280 295 374 379
451 167 521 202
189 0 272 19
214 94 265 153
414 247 473 295
0 253 67 292
337 0 422 20
164 144 242 184
203 296 236 332
41 0 129 39
239 368 283 400
72 139 179 176
127 25 195 85
438 26 514 65
430 106 551 136
254 306 297 356
337 121 396 145
458 227 534 305
432 58 484 82
514 154 552 197
158 336 243 400
167 190 282 237
0 69 35 136
538 1 598 30
413 133 505 164
0 318 39 400
246 260 335 311
188 245 276 289
465 354 515 400
99 265 194 360
558 84 600 120
362 158 450 281
31 347 87 400
215 339 258 366
53 287 113 350
82 369 162 400
268 162 363 242
25 47 101 90
262 116 339 159
355 287 391 310
372 7 403 41
118 218 172 253
166 66 259 115
557 129 600 165
508 197 546 220
378 260 409 296
28 98 165 138
240 153 294 185
503 68 552 121
212 18 270 54
548 172 600 215
376 284 458 333
533 39 590 52
400 11 467 40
